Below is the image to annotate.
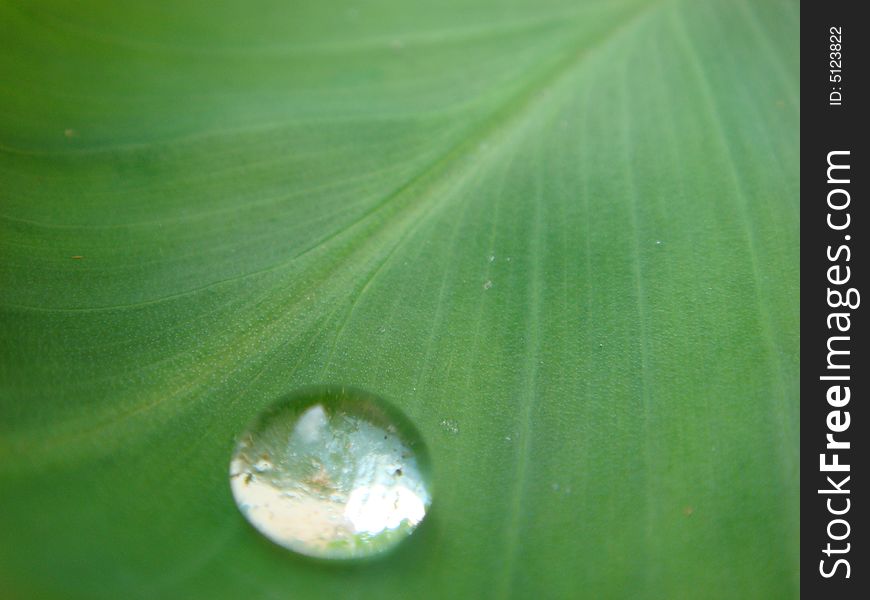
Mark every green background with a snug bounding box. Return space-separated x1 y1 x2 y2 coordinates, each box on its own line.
0 0 799 598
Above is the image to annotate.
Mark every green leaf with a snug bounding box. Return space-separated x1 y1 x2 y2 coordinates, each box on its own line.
0 0 799 598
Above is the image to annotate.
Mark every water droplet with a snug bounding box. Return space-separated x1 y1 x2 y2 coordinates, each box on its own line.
483 280 493 290
655 240 663 246
229 386 432 559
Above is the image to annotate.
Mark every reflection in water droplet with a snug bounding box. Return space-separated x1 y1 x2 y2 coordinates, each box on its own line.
229 387 432 559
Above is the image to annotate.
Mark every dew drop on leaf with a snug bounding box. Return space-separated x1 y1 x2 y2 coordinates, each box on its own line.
229 386 432 559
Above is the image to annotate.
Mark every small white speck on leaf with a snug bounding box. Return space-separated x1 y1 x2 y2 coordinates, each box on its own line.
440 419 459 435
